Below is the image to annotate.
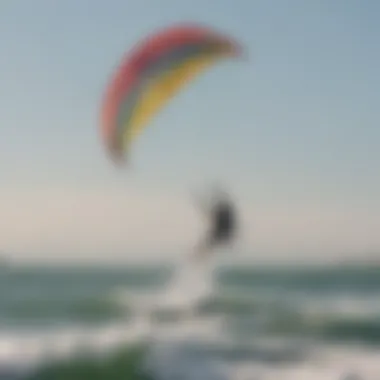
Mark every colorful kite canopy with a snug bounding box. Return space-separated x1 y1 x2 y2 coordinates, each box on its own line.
100 23 243 164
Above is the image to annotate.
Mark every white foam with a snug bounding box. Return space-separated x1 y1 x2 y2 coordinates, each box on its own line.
0 319 150 372
3 261 380 380
227 345 380 380
0 260 218 373
2 314 380 380
299 295 380 321
157 261 213 310
144 342 380 380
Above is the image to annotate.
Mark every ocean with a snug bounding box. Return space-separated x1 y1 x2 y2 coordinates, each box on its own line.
1 262 380 379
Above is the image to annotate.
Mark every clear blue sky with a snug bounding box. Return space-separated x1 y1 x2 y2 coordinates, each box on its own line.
0 0 379 262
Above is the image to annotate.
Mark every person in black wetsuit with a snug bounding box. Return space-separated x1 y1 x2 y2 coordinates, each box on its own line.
193 186 237 261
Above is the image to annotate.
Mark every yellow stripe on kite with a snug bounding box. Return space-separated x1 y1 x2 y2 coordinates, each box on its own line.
122 53 226 151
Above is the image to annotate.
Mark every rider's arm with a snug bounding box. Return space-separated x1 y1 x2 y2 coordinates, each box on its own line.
193 192 213 217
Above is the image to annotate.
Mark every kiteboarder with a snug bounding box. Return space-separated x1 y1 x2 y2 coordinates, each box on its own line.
193 186 237 261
